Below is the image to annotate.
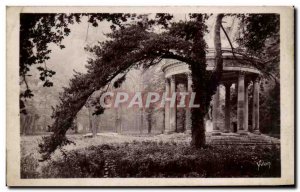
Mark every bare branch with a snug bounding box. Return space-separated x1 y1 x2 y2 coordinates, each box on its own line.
220 23 280 84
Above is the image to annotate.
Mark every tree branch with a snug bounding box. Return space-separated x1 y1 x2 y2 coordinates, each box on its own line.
220 23 280 84
160 51 198 66
207 14 224 96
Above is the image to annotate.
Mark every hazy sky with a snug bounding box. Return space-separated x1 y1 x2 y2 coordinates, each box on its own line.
29 14 239 102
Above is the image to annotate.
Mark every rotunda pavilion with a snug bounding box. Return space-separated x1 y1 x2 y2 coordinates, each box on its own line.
161 48 261 135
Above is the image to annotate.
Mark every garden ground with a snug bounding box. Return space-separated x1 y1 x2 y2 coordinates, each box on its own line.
21 133 280 178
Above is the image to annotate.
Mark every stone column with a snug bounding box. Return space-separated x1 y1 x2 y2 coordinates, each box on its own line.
237 72 247 134
212 85 221 135
252 77 260 134
164 78 170 133
244 80 249 132
169 76 176 132
185 73 192 133
224 83 232 133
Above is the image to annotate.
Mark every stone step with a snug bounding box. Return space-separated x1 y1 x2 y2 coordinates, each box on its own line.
206 133 280 145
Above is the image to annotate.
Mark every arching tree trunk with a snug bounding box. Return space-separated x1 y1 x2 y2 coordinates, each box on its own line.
39 17 212 160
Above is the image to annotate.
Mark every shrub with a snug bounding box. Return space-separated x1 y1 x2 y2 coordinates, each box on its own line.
21 153 40 178
38 142 280 178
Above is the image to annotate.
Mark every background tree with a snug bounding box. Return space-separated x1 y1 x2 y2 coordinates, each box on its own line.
142 64 165 134
236 14 280 134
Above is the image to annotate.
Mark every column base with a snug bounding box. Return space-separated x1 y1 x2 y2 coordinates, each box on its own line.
212 131 222 136
164 130 175 134
238 130 248 135
253 130 261 135
185 130 191 134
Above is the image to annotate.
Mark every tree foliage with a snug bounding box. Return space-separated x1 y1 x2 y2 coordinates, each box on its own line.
20 13 157 113
20 13 77 105
239 14 280 77
221 14 280 82
237 14 280 134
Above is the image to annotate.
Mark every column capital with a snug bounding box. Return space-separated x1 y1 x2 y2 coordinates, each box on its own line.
170 75 175 83
223 82 232 88
245 79 251 87
185 72 192 78
252 75 261 83
254 77 261 83
238 71 247 76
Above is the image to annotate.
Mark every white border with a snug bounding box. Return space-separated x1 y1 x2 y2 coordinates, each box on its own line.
5 5 295 187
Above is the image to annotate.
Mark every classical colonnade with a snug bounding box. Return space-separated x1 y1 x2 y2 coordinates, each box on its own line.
164 73 193 133
211 73 260 134
161 49 261 135
163 72 260 134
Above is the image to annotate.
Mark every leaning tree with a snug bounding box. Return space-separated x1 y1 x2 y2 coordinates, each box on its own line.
19 13 279 160
36 13 225 160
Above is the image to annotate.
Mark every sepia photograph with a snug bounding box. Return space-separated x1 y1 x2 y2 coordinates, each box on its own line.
6 6 294 186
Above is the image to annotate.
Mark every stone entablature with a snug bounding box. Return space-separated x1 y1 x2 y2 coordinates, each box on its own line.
162 48 261 79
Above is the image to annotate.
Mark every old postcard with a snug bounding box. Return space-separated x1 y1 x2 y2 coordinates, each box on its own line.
6 6 294 186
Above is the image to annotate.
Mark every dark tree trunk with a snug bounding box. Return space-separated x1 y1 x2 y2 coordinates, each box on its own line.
190 14 224 148
191 110 206 147
190 71 207 147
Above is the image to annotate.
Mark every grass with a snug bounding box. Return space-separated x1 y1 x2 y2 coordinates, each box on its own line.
21 137 280 178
